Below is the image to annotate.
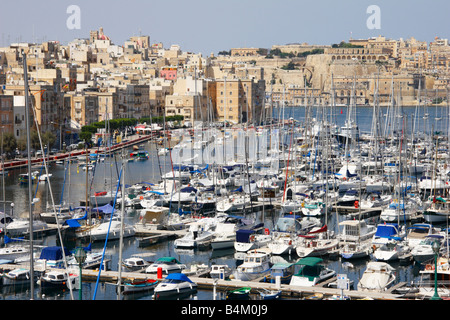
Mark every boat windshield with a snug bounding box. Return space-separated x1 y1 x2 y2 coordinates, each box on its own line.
274 218 299 232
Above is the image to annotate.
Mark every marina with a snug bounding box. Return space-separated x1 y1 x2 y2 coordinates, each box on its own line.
0 103 449 302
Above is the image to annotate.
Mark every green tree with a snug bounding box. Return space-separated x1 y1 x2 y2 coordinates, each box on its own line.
281 61 296 70
1 132 17 158
42 131 56 149
79 131 92 143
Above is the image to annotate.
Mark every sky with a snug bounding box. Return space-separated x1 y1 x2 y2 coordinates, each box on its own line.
0 0 449 55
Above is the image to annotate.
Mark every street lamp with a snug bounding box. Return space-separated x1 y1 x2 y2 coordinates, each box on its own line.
430 240 442 300
74 247 87 300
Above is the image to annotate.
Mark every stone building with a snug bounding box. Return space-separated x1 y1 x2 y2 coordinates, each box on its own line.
326 47 391 62
230 48 268 57
214 77 265 124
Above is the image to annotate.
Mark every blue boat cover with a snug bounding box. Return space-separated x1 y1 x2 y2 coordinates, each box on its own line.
375 224 399 238
39 246 71 261
236 229 254 243
165 273 194 283
180 186 197 193
63 212 88 228
92 203 114 214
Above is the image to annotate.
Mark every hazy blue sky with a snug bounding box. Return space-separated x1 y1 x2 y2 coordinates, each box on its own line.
1 0 449 54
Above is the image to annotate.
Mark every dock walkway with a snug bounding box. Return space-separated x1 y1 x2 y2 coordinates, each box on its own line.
78 269 405 300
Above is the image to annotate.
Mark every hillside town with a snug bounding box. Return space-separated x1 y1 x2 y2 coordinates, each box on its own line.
0 27 449 152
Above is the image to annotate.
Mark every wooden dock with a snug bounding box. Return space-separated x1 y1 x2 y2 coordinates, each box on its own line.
77 268 406 300
134 226 187 247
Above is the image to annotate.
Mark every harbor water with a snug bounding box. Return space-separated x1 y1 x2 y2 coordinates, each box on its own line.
0 105 448 300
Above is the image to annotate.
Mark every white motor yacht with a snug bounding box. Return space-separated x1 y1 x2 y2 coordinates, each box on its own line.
153 273 197 299
357 262 396 292
232 249 272 281
145 257 186 275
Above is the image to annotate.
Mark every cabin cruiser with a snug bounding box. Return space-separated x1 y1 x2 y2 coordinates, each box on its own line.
216 194 252 212
0 242 32 263
422 196 450 223
289 257 336 287
209 264 232 280
380 196 422 222
137 206 170 229
234 225 271 252
336 189 360 207
5 218 48 237
357 262 396 292
263 262 295 284
122 256 151 272
417 256 450 298
372 223 405 246
153 273 197 299
39 206 79 224
411 235 445 264
295 226 339 258
38 270 77 289
372 239 412 262
360 192 392 209
338 219 377 259
174 220 216 250
145 257 186 275
89 219 136 242
232 249 272 281
406 223 441 249
2 268 39 286
211 216 254 250
267 215 319 255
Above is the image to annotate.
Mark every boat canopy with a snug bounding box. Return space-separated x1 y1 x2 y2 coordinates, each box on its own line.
180 186 197 193
156 257 182 264
375 223 399 238
39 246 71 261
293 258 325 280
294 257 323 267
165 273 194 283
236 229 254 243
271 262 294 270
92 203 114 214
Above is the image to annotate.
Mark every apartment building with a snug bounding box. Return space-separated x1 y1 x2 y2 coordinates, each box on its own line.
214 77 265 124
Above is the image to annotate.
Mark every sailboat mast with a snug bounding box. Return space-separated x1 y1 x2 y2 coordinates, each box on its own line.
23 53 35 299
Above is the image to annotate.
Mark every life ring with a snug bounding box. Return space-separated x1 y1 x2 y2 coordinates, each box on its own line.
426 264 434 271
140 196 144 200
249 235 256 242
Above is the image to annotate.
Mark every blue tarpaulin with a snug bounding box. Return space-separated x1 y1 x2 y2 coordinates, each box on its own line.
63 212 87 228
92 203 114 214
39 246 71 261
374 223 399 238
165 273 194 283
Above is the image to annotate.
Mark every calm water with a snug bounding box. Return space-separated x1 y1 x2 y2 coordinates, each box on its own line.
1 105 448 300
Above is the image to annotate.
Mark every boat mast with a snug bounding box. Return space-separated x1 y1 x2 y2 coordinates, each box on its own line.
117 150 125 300
23 53 35 299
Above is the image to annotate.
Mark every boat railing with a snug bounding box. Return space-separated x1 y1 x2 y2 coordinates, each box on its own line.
416 279 450 289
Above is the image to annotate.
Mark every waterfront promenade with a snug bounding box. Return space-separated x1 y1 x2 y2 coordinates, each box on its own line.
0 132 159 172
